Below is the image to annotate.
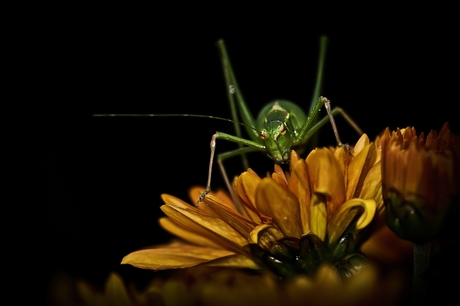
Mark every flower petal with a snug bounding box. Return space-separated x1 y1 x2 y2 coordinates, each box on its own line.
121 243 236 270
204 194 257 238
235 170 263 223
310 193 328 240
347 143 376 200
203 253 261 269
159 217 223 249
272 163 289 188
327 198 377 246
255 177 303 238
161 204 248 252
306 148 346 218
353 133 370 156
288 158 311 234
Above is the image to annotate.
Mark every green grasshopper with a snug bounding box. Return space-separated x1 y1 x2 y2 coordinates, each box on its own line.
196 36 362 206
94 36 362 211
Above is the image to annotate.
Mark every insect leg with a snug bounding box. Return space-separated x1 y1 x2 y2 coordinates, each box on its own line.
197 132 265 206
295 97 363 148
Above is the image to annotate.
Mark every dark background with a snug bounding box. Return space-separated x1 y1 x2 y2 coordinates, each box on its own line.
19 4 458 304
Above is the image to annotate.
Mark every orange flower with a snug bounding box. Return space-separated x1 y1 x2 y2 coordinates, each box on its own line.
380 122 460 243
122 134 384 280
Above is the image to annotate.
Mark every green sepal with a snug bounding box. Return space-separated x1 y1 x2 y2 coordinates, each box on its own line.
296 233 332 274
327 206 372 261
385 191 457 243
334 252 372 281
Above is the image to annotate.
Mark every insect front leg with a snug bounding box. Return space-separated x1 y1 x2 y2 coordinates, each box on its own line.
197 132 265 207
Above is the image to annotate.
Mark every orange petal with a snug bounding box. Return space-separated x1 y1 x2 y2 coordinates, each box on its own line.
161 204 247 252
347 143 376 200
288 158 311 234
159 217 223 249
235 170 263 223
203 253 260 269
310 193 328 240
238 169 262 207
306 148 346 218
255 177 303 238
359 161 383 218
121 243 236 270
272 172 289 188
272 163 288 188
353 134 370 156
204 194 257 238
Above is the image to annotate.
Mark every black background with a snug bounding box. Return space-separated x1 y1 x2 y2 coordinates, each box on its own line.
18 4 459 304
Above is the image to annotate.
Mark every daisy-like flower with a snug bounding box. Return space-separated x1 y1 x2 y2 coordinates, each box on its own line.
122 133 384 282
380 122 460 243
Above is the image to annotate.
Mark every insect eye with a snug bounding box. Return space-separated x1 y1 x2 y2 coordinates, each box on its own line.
260 129 269 139
278 124 286 135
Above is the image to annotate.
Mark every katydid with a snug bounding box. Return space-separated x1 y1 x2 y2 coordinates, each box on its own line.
94 36 363 212
196 36 362 207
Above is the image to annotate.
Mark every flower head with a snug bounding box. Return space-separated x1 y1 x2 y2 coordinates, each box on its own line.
380 122 460 243
122 134 384 280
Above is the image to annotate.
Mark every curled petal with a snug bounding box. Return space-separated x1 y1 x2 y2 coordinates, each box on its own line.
327 198 377 246
249 224 285 248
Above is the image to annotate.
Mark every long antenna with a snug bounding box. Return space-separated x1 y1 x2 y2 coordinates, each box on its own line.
92 113 257 132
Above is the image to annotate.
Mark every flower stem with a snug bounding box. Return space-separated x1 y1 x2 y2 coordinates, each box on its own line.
412 242 431 306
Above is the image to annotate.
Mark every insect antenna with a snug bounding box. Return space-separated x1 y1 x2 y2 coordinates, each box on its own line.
93 113 258 133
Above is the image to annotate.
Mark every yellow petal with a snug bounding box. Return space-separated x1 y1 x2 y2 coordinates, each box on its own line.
203 253 260 269
288 158 311 234
306 148 346 218
159 217 223 249
333 145 353 178
161 204 248 252
255 177 303 238
353 133 370 156
235 170 263 223
347 143 375 200
237 169 262 207
310 193 328 240
121 244 236 270
359 160 384 216
161 193 192 209
204 194 257 238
